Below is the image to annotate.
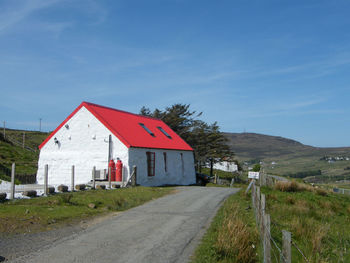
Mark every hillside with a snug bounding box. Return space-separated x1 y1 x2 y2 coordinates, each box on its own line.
0 129 48 177
224 132 350 182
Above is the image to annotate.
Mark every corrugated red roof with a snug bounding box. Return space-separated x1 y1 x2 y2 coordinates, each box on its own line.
39 102 193 151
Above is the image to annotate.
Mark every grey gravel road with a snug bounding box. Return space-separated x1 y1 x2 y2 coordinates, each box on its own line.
9 186 239 263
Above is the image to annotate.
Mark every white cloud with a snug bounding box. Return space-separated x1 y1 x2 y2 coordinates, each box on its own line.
0 0 60 34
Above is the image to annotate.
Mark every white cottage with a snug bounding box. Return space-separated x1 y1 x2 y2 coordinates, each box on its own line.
37 102 196 187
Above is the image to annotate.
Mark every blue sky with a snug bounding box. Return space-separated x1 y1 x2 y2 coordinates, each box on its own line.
1 0 350 147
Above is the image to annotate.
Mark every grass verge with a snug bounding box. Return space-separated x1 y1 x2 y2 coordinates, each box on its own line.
191 189 260 263
263 182 350 262
0 186 173 235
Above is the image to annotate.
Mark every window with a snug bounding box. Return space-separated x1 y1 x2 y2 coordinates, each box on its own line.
180 153 184 176
157 126 172 139
146 152 155 176
139 123 155 137
163 152 167 172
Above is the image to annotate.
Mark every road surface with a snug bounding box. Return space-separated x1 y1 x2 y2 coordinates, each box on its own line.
9 186 239 263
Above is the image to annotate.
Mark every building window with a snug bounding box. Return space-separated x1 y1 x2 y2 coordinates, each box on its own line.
146 152 155 176
180 153 184 176
157 126 172 139
163 152 167 172
139 123 155 137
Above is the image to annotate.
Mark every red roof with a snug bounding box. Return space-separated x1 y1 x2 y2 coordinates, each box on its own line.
39 102 193 151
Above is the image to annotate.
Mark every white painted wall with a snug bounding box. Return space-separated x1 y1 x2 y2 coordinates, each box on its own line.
129 148 196 186
128 148 196 186
211 161 238 172
37 106 129 189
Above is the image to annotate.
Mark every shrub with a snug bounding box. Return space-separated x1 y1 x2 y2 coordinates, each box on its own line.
275 181 314 192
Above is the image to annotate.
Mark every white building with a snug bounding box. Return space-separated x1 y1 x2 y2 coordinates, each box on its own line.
37 102 196 187
212 161 238 172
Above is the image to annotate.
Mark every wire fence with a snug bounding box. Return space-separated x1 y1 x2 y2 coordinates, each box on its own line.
250 179 310 262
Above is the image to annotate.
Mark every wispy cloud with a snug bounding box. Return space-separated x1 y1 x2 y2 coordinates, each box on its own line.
0 0 60 34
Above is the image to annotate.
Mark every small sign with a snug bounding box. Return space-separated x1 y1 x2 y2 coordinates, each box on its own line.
248 171 260 179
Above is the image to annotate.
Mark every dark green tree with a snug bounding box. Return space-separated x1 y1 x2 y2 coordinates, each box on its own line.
252 164 261 172
140 104 235 175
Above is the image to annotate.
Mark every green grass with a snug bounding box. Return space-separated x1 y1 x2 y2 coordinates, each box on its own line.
262 184 350 262
0 186 173 235
0 128 49 178
191 189 260 263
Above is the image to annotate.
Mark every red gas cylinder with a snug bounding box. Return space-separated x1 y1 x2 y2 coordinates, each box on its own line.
115 159 123 182
108 159 116 181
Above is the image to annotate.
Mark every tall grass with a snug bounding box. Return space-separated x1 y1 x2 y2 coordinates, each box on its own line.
191 190 259 263
264 184 350 262
215 203 257 262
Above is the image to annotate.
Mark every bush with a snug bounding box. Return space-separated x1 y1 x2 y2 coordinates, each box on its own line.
275 181 311 192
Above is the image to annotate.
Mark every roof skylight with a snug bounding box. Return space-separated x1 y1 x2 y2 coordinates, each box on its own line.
139 123 155 137
157 126 172 139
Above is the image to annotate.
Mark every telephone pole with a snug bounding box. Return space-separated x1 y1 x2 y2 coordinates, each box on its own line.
3 121 5 138
39 118 42 132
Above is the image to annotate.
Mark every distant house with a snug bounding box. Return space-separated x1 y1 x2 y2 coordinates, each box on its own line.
212 161 238 173
37 102 196 187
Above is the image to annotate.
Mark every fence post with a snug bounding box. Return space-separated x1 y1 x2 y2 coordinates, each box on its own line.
10 163 15 199
256 186 261 223
71 165 75 192
92 166 96 189
263 213 271 263
251 182 256 210
230 178 234 187
131 165 137 187
282 230 291 263
44 164 48 196
260 193 266 234
108 166 112 189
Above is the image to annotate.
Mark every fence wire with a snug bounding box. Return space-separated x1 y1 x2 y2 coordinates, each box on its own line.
291 239 310 263
251 180 312 263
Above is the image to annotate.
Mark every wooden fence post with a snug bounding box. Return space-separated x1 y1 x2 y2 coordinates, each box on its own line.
252 182 256 210
260 193 266 234
44 164 48 196
230 178 234 187
256 186 261 223
264 213 271 263
108 166 112 189
131 165 137 187
71 165 75 192
282 230 291 263
10 163 15 199
92 166 96 189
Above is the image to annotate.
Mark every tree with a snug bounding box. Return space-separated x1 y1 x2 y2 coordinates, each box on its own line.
140 104 234 174
252 164 261 172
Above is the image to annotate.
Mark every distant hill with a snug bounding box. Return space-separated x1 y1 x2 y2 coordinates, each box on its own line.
224 132 350 182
